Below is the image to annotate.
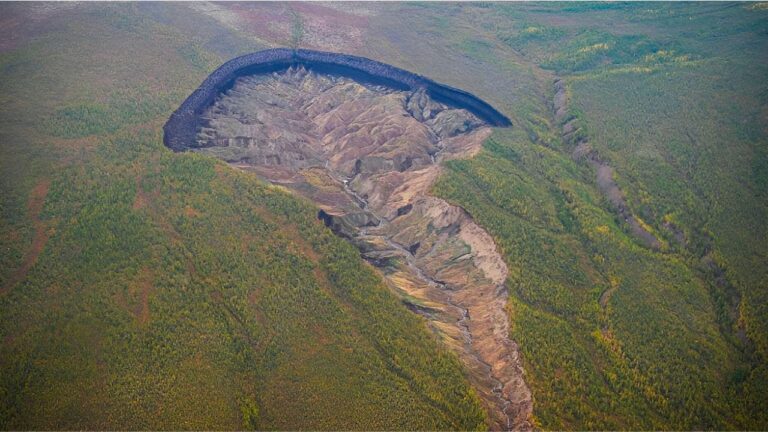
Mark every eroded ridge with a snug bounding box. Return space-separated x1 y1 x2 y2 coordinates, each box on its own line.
184 67 532 430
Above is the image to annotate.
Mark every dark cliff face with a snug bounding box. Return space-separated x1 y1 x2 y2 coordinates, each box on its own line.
163 48 511 151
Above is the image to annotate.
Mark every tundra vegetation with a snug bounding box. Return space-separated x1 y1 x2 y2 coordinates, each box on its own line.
431 3 768 429
1 2 767 431
0 4 485 430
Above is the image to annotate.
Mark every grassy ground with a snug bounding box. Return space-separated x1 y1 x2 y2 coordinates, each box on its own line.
1 3 766 430
424 3 768 429
0 4 485 429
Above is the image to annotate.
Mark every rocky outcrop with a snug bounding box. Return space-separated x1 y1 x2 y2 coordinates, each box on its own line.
166 66 531 431
163 48 511 152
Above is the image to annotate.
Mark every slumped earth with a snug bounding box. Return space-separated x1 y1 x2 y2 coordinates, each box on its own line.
191 67 532 430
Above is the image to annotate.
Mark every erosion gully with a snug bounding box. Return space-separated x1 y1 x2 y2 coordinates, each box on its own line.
192 69 533 430
334 152 530 431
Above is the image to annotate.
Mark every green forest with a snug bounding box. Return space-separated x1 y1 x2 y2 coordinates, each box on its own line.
0 4 486 429
1 2 767 430
433 2 768 429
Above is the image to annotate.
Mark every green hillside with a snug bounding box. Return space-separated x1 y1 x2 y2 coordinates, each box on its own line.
0 5 484 429
1 2 766 430
430 3 768 429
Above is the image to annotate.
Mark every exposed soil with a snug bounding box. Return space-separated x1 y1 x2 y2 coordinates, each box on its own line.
162 48 511 153
187 67 532 430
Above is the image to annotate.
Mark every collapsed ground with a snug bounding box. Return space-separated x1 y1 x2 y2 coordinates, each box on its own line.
184 67 532 431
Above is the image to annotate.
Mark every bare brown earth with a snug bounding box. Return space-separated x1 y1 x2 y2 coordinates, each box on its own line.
1 178 52 296
194 68 532 431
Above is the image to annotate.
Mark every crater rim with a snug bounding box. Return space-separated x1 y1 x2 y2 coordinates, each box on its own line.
163 48 511 152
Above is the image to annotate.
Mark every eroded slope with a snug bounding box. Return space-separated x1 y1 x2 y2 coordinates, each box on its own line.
189 67 532 430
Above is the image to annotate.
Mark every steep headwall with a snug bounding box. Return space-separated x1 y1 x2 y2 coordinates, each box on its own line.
163 48 511 151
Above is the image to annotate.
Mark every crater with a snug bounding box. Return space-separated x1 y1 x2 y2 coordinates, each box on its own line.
164 49 531 431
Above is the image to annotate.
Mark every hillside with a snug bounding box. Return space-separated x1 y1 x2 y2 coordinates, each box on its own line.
0 4 486 429
171 66 530 430
1 2 767 431
429 3 768 429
